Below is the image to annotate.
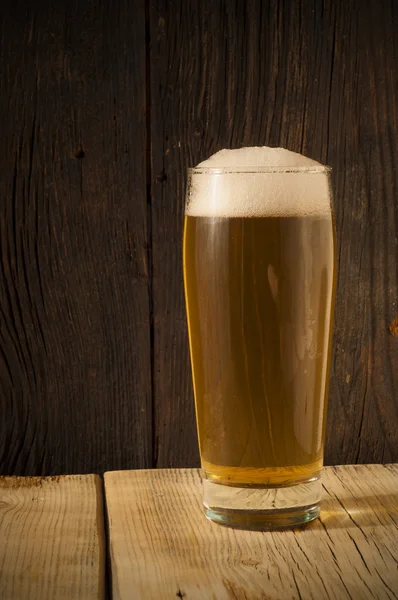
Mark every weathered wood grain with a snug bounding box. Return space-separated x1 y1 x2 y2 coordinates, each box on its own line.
0 474 105 599
0 0 397 475
149 0 398 467
0 0 152 475
105 465 398 600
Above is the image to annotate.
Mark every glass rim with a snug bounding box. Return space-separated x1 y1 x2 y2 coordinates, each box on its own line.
188 165 332 174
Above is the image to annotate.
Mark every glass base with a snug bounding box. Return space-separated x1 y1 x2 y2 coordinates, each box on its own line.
203 477 322 530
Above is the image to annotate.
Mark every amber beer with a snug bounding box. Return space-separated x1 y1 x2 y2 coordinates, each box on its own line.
183 158 335 529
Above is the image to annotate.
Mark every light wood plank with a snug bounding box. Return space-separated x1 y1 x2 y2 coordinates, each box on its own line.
105 465 398 600
0 475 105 599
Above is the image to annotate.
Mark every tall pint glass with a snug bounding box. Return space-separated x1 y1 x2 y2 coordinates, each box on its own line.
183 165 335 529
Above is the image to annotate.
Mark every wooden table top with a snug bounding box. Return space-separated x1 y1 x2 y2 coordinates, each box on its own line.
0 475 105 599
1 465 397 599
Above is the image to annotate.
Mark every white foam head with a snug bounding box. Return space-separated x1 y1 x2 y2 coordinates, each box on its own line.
186 146 332 218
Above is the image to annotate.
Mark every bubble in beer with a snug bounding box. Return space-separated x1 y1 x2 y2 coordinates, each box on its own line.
186 146 331 218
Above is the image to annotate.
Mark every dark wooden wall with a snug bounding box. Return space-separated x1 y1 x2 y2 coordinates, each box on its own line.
0 0 397 475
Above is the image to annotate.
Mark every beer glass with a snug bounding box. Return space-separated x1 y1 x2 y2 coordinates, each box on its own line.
183 166 335 529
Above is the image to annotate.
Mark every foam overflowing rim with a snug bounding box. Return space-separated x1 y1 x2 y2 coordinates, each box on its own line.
188 165 331 174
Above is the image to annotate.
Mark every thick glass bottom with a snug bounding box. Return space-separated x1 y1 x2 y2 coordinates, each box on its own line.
203 477 322 530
